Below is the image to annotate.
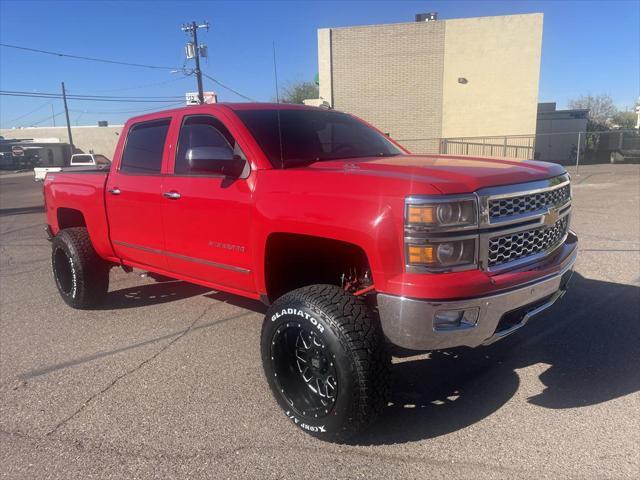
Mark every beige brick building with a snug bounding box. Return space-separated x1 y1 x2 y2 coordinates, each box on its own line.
318 13 543 154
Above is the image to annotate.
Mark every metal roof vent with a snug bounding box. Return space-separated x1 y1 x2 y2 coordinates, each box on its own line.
415 12 438 22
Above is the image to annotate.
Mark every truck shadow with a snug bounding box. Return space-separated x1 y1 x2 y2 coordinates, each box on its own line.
95 277 267 313
357 273 640 445
94 280 210 310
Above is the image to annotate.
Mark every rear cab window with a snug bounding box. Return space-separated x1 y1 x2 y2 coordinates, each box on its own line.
120 118 171 174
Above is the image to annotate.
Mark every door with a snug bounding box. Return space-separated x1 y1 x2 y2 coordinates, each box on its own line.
160 113 255 293
106 118 171 270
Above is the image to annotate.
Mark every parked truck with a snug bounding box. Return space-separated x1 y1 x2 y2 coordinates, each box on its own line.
34 153 111 181
43 103 577 440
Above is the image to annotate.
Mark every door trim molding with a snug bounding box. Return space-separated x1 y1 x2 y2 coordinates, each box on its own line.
113 240 251 274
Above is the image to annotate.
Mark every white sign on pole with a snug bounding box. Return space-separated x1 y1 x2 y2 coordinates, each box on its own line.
185 92 218 105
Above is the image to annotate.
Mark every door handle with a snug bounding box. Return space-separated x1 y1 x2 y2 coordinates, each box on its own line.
108 188 121 195
163 191 181 200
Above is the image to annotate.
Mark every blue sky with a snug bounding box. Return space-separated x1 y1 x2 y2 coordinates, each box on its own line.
0 0 638 128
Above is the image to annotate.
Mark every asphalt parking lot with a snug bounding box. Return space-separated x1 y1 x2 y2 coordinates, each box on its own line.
0 164 638 479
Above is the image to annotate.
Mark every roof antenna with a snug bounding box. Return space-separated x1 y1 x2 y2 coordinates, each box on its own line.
273 42 284 168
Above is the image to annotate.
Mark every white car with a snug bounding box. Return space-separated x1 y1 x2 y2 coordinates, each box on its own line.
34 154 111 181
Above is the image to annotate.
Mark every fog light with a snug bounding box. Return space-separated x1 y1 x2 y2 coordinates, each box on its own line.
434 308 479 331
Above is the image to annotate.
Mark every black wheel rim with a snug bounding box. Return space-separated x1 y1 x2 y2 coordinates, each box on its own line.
270 321 338 419
53 247 73 295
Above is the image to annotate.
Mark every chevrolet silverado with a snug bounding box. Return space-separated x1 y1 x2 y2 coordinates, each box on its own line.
43 103 578 440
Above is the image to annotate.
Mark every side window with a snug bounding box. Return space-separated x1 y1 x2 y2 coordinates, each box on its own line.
175 115 246 175
120 119 170 174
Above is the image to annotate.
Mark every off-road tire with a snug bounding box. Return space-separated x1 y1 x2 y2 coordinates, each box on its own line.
261 284 390 441
51 227 110 309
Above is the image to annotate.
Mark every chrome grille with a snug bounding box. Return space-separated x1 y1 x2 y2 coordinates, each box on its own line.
488 217 569 267
489 184 570 219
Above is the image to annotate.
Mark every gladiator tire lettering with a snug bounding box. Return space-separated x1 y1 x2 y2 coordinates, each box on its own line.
285 411 327 432
271 308 324 333
262 284 390 441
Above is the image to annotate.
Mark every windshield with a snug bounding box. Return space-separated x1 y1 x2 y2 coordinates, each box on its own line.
235 109 402 168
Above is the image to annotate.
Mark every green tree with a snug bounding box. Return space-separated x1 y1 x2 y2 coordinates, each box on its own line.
611 111 637 129
280 81 319 104
568 94 617 131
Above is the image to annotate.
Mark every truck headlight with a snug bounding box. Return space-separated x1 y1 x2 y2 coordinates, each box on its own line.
405 195 479 272
406 199 477 229
407 239 476 269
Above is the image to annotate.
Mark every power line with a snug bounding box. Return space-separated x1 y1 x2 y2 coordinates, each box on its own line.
63 88 184 99
0 91 183 103
1 43 258 103
10 103 184 128
201 72 257 102
3 89 183 100
0 43 180 70
82 76 190 94
69 102 184 115
29 111 65 127
3 101 51 124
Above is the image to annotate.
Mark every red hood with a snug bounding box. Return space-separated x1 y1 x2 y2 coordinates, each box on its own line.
307 154 566 194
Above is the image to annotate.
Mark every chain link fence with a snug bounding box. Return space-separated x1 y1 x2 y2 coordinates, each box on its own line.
396 129 640 168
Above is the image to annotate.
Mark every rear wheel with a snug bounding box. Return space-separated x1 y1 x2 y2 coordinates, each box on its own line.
51 227 110 309
261 284 389 441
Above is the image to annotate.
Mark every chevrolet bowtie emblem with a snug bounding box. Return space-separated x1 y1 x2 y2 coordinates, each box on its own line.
542 207 560 226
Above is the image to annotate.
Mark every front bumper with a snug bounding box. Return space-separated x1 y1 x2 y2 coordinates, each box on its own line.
377 232 578 351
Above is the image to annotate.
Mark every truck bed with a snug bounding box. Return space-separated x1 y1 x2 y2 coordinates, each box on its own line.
43 170 116 261
35 164 110 181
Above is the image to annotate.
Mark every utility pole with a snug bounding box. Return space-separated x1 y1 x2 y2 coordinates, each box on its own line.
50 104 56 127
61 82 74 151
181 21 209 104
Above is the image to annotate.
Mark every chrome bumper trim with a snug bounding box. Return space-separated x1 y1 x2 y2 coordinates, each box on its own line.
377 240 577 351
481 287 566 345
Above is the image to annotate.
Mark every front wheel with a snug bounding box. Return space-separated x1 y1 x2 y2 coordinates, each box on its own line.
261 285 389 441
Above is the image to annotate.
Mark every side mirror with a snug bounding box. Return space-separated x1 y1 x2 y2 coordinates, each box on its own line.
186 146 245 177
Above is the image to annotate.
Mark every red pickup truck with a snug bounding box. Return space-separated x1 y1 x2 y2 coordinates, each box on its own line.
43 103 577 440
